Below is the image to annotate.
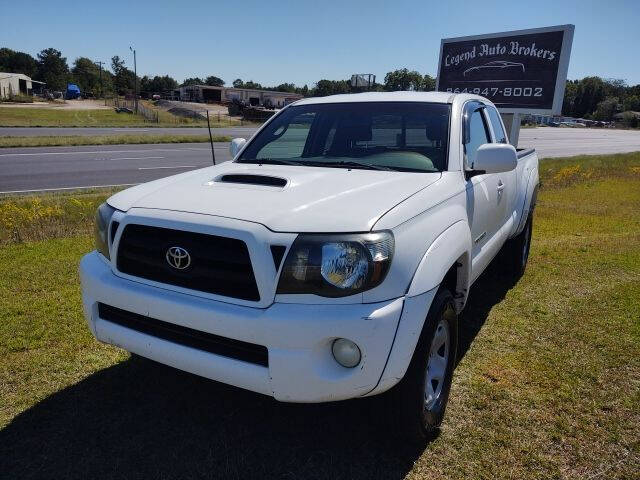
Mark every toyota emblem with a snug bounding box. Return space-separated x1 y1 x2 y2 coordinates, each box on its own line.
166 246 191 270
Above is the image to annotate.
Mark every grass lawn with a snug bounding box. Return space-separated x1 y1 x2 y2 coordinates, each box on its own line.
0 134 230 148
0 153 639 479
0 106 247 128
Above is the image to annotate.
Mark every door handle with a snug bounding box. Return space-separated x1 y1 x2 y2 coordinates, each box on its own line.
497 181 505 192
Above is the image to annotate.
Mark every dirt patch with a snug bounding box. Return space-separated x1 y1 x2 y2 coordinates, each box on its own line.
155 100 237 121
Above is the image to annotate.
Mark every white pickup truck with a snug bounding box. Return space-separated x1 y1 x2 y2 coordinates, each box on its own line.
80 92 538 440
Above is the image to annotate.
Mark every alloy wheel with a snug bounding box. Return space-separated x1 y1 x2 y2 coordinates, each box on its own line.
424 317 450 411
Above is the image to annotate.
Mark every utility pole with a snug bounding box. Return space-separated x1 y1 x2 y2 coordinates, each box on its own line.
129 46 138 113
95 61 105 105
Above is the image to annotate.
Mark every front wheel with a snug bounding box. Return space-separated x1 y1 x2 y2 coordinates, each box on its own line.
385 288 458 442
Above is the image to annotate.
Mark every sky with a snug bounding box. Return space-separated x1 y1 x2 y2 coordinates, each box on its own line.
1 0 639 86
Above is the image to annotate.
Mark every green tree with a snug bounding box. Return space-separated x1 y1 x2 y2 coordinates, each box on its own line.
0 48 38 77
205 75 224 87
71 57 101 94
422 74 436 91
242 80 263 89
36 48 70 91
562 80 579 116
110 55 125 75
620 111 639 128
623 95 640 112
141 75 178 94
593 97 619 121
383 68 424 91
232 78 243 88
275 82 296 93
313 79 350 96
110 55 136 94
182 77 203 86
572 77 606 118
603 78 627 99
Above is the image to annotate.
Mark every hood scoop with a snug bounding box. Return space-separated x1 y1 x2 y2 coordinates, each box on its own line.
216 174 287 188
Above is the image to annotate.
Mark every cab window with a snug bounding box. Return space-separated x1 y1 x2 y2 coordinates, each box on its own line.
464 109 490 169
487 107 508 144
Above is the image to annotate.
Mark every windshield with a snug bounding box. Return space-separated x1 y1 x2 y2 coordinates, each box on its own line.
237 102 450 172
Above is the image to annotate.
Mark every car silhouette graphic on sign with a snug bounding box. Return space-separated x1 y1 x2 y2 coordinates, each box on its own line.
463 61 525 77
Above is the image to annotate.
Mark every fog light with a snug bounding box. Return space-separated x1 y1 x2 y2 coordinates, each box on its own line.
332 338 361 368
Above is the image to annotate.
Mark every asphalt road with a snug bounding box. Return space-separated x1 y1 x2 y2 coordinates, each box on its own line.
519 127 640 158
0 127 257 138
0 143 232 193
1 128 639 193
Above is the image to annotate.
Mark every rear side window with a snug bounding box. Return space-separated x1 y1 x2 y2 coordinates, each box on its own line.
465 109 490 168
487 107 508 144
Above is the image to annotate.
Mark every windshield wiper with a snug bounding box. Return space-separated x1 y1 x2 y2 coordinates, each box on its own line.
305 160 393 171
239 158 305 166
239 158 396 171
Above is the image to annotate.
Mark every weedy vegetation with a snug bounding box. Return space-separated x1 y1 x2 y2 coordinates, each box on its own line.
0 152 638 479
0 106 248 128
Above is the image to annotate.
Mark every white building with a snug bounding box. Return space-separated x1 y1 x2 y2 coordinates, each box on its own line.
175 85 302 107
0 73 43 99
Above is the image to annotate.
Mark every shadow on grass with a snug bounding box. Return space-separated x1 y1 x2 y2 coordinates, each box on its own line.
0 259 517 480
457 255 520 363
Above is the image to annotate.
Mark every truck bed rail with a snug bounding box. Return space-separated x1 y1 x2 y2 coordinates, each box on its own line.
516 148 535 159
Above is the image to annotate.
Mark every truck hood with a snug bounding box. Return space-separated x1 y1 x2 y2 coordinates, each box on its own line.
108 162 441 232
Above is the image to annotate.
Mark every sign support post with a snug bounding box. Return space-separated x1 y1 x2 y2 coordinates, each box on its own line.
501 113 521 147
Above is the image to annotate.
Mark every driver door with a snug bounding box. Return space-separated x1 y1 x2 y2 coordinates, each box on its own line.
463 103 503 282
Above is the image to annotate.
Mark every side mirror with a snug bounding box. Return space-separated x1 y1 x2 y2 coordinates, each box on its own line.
230 138 247 158
471 143 517 175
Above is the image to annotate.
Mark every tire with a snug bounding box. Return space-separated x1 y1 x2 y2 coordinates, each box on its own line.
505 212 533 279
385 288 458 442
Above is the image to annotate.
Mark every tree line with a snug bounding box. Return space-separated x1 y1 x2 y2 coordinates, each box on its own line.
562 77 640 123
1 46 638 123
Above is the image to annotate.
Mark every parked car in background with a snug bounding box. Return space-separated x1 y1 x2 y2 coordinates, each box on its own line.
80 92 539 441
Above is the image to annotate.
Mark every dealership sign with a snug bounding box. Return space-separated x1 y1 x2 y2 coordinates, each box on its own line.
436 25 574 114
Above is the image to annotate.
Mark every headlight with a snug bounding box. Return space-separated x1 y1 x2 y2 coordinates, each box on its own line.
277 231 394 297
94 202 116 260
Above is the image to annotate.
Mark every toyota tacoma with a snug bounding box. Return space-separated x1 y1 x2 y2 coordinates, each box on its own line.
80 92 539 440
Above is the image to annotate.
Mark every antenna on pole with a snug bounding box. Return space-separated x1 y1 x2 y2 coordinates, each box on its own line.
206 110 216 165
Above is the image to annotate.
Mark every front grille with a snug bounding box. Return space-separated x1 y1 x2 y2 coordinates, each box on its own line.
117 224 260 301
98 303 268 367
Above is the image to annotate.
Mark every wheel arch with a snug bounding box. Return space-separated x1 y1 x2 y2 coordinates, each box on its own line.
406 220 472 311
514 167 539 237
364 222 471 397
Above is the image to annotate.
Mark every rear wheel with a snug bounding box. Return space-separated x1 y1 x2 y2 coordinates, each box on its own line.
386 288 458 442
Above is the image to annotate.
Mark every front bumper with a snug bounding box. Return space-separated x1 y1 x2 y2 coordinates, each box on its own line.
80 251 417 402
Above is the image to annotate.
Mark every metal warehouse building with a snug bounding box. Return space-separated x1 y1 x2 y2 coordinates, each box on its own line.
175 85 303 107
0 73 44 99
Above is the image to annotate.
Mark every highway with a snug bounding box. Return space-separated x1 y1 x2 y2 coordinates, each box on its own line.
0 143 231 193
518 127 640 158
0 126 257 138
1 128 639 193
